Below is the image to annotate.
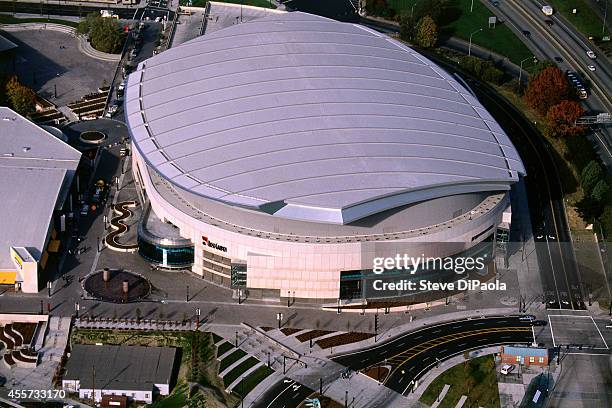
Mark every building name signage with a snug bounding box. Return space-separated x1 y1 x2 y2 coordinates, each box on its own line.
202 236 227 252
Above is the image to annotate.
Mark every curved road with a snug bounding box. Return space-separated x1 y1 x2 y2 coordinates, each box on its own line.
333 316 535 395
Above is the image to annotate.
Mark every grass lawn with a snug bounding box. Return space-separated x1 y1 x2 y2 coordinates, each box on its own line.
149 382 189 408
232 365 274 398
179 0 276 8
547 0 610 38
387 0 532 65
0 14 78 28
219 349 247 372
217 341 234 357
419 355 500 408
223 357 259 388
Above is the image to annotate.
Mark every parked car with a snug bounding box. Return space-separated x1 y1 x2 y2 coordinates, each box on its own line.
104 102 120 118
501 364 515 375
80 204 89 216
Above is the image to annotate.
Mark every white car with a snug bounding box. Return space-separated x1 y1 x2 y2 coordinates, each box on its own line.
588 65 596 71
586 50 596 59
501 364 515 375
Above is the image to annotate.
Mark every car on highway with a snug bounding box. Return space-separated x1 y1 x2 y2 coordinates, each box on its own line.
545 19 554 27
519 315 536 322
588 65 596 71
501 364 515 375
554 57 563 63
586 50 596 59
522 30 531 37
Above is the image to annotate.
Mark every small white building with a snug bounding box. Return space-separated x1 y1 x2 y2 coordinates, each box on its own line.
62 344 178 404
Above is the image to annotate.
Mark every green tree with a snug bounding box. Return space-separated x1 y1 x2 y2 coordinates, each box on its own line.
399 11 416 41
412 0 449 24
591 180 609 203
6 76 36 116
580 160 604 194
415 16 438 48
78 12 126 54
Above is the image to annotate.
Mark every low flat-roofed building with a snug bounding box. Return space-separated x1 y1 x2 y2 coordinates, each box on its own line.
62 344 178 404
500 345 549 366
0 107 80 292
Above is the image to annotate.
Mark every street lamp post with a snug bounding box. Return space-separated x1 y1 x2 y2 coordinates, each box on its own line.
287 290 291 307
47 281 52 297
186 284 189 302
195 307 201 329
519 56 536 89
410 1 419 18
235 330 239 348
468 28 483 57
604 0 609 35
276 312 283 329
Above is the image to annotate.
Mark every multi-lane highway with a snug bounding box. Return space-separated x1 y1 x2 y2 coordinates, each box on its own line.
252 378 314 408
489 0 612 167
333 316 535 395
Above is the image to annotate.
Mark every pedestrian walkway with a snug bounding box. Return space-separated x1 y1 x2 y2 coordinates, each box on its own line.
455 395 467 408
431 384 450 408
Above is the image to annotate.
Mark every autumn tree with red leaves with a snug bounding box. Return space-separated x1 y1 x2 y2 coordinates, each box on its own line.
524 66 569 115
545 100 585 138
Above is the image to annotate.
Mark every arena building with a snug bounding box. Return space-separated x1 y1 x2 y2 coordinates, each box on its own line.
125 12 525 303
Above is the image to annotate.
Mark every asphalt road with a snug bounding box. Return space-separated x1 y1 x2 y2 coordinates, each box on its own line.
252 378 314 408
491 0 612 168
333 316 534 395
465 65 585 311
417 50 585 310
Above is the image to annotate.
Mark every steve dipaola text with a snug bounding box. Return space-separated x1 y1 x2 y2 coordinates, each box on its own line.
372 279 506 292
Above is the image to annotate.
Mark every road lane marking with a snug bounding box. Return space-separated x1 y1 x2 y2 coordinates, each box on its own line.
590 316 609 350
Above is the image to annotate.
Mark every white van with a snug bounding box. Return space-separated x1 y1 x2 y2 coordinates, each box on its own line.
501 364 515 375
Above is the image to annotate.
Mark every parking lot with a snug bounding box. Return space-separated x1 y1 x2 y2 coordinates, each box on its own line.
548 314 608 349
2 29 116 106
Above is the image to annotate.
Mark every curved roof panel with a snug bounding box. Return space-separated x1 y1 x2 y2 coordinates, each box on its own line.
125 12 525 225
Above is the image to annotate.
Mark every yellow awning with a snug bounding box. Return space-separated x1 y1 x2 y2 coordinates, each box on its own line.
47 239 61 253
0 271 17 285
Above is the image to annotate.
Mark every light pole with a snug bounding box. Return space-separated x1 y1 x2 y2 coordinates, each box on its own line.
468 28 483 57
47 281 52 297
518 56 537 89
604 0 609 35
186 284 189 302
276 312 283 329
410 0 420 18
195 307 201 329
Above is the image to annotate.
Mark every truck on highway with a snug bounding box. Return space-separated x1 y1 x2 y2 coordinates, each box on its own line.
566 71 588 99
541 5 553 16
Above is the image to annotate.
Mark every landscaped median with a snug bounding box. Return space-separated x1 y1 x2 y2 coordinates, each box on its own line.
214 338 276 399
420 355 500 408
